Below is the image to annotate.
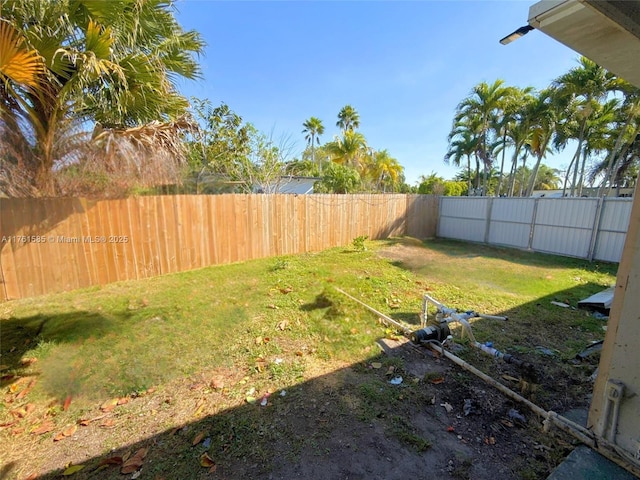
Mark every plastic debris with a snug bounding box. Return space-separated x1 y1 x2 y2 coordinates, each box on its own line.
274 358 284 365
279 390 287 397
202 437 212 449
389 376 403 385
591 311 609 320
535 346 555 356
260 394 270 407
463 399 472 416
508 408 526 422
441 402 453 413
551 301 570 308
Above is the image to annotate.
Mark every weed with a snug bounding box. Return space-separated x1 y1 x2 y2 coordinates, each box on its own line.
352 235 369 251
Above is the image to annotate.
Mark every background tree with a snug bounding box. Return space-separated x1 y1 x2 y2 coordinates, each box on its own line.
302 116 324 171
0 0 204 196
336 104 360 132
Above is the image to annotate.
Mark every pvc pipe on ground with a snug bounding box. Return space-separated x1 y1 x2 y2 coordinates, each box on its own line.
334 288 640 477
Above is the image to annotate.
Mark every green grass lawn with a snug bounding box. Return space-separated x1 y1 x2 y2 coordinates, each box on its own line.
0 237 618 479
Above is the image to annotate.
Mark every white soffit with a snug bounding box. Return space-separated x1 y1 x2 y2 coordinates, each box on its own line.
528 0 640 88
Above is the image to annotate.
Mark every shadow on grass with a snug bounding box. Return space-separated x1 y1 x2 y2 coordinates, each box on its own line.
20 339 565 480
0 311 121 390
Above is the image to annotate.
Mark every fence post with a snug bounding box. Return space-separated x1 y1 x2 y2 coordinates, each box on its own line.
483 197 494 244
528 198 540 251
588 197 605 261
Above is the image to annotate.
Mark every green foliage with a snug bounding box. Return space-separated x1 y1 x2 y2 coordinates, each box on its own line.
352 235 369 251
417 174 466 196
0 0 205 195
315 162 361 193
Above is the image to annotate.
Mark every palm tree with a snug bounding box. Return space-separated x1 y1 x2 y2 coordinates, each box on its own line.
553 57 623 196
454 80 512 195
302 117 325 171
524 88 557 196
445 123 478 195
0 0 204 195
325 130 368 169
370 149 403 192
336 105 360 132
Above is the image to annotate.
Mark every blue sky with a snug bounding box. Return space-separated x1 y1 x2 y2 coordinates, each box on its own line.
174 0 581 186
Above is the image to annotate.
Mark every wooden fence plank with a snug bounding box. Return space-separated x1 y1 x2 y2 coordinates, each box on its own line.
0 194 437 300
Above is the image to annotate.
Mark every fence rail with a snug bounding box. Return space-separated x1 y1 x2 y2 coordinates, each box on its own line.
438 196 631 262
0 194 438 301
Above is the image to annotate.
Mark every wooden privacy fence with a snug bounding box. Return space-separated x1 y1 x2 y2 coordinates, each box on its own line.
0 194 438 301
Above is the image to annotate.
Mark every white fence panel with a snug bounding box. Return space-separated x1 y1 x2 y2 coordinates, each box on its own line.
488 198 535 249
531 198 598 258
437 196 633 262
438 198 489 243
594 198 633 262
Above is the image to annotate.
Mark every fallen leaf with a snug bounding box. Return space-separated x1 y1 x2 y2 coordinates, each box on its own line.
63 424 77 436
16 379 36 399
12 427 25 435
484 436 496 445
63 396 72 411
200 452 215 468
10 408 27 419
31 420 55 435
116 397 129 406
146 387 157 394
279 286 293 294
20 357 38 366
97 456 123 467
430 377 445 385
22 472 38 480
447 426 455 432
266 304 278 310
100 398 119 412
350 328 358 334
371 362 382 369
0 421 17 430
78 419 91 426
99 419 116 428
209 464 218 474
385 366 395 376
25 403 35 415
210 377 224 389
193 398 206 416
121 447 148 474
277 320 288 330
62 465 84 476
255 336 263 345
192 431 206 446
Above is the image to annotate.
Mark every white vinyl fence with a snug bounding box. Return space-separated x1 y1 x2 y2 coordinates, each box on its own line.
437 197 632 262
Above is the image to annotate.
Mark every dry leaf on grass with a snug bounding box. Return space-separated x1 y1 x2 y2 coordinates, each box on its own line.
277 320 288 330
199 452 215 468
121 447 148 474
53 424 77 441
16 379 36 399
31 420 55 435
63 396 72 411
192 431 206 446
20 357 38 366
100 398 119 412
99 419 116 429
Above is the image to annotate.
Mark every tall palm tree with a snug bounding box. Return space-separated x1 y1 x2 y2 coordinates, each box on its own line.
445 123 478 195
553 56 623 196
524 88 557 196
302 116 324 171
454 80 512 195
336 105 360 132
0 0 204 195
